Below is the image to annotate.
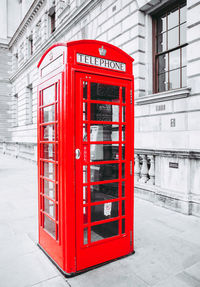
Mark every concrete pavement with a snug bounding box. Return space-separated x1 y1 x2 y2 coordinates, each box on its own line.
0 154 200 287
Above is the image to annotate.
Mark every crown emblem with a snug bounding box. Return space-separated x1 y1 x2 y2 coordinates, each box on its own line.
99 46 107 56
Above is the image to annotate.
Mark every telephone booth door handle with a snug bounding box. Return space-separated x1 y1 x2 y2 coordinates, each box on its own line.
75 149 81 159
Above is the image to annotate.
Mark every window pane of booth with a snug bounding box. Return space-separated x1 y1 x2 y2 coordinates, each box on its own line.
83 165 87 183
43 105 55 123
91 182 118 202
43 85 55 106
44 215 55 238
44 180 56 199
122 126 125 141
91 220 119 242
83 124 87 141
122 163 125 179
122 218 125 234
122 182 125 197
83 228 88 245
90 104 119 122
43 124 55 141
122 107 126 122
91 202 119 222
43 162 56 180
44 198 55 218
90 144 119 162
91 83 119 102
122 87 126 103
90 125 119 142
90 163 119 182
122 144 125 160
83 102 87 121
42 143 57 160
122 200 125 216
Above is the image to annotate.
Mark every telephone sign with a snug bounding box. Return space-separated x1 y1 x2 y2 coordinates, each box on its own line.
37 40 134 276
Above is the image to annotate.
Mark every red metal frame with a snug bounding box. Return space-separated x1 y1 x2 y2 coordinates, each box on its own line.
37 40 134 275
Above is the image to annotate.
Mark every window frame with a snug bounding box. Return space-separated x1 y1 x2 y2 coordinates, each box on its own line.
152 1 187 93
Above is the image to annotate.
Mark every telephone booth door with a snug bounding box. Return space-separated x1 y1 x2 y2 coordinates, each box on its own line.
37 73 63 267
75 72 133 271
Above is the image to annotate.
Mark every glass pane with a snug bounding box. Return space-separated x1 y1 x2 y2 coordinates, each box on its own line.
43 105 55 123
83 124 87 141
168 7 179 30
83 186 88 204
157 32 167 53
122 200 125 216
122 163 125 179
43 125 55 141
83 206 88 224
122 218 125 234
158 53 168 74
42 143 56 160
83 81 87 99
122 144 125 160
168 27 179 50
43 85 55 106
43 162 56 180
91 221 119 242
90 125 119 142
122 182 125 197
91 103 119 122
158 72 168 92
44 180 56 199
91 182 119 202
122 87 126 103
122 107 126 122
122 126 125 141
91 202 119 222
180 4 186 24
90 144 119 161
157 14 167 34
91 83 119 102
90 163 119 182
169 69 180 89
180 23 186 45
182 66 187 87
84 228 88 245
182 46 187 67
83 102 87 121
44 198 55 218
83 165 87 183
44 215 55 238
169 49 180 70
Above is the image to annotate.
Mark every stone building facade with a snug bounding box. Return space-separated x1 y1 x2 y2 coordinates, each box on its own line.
0 0 200 216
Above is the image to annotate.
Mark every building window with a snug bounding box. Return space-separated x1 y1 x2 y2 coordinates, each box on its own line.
26 84 33 124
35 20 42 41
13 94 19 127
153 1 187 93
28 34 33 56
49 7 56 34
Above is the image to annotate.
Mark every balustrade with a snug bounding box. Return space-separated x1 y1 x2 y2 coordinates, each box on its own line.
134 151 155 185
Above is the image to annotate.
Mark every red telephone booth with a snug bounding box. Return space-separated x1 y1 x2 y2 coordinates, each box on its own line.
37 40 134 276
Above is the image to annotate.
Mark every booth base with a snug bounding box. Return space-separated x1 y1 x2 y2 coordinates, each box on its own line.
38 243 135 277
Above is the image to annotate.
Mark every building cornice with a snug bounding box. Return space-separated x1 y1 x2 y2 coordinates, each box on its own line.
135 87 191 105
9 0 102 82
9 0 45 48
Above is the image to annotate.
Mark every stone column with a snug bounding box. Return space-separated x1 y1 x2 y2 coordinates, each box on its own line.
139 154 148 183
147 155 155 185
134 154 140 182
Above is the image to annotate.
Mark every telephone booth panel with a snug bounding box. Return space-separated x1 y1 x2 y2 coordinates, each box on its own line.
37 40 134 275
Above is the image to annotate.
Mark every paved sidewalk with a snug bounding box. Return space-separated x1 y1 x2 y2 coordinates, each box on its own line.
0 154 200 287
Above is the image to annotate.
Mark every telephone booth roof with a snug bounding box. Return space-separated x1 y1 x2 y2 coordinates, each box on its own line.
37 40 134 76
